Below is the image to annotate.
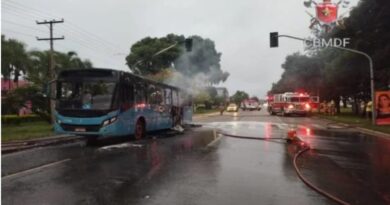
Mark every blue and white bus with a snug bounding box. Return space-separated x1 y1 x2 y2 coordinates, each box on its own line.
53 68 190 141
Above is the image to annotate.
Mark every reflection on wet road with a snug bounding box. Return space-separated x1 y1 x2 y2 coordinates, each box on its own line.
2 110 390 204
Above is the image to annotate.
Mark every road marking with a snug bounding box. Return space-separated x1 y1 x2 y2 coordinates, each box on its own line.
2 158 71 180
99 143 143 151
206 129 223 147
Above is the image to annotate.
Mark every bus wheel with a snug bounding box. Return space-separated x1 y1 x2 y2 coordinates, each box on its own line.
134 119 145 140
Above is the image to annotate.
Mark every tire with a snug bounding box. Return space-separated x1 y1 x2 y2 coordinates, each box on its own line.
134 119 146 140
282 109 288 117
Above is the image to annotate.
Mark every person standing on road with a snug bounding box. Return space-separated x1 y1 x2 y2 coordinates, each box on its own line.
360 100 366 118
366 100 373 119
219 103 225 115
329 100 335 116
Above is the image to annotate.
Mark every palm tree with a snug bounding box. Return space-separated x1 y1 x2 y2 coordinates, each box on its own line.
1 35 29 89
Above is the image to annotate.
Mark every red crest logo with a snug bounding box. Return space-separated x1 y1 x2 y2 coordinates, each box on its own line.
316 2 338 24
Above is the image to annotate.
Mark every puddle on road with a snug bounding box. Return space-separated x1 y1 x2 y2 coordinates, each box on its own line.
297 128 390 203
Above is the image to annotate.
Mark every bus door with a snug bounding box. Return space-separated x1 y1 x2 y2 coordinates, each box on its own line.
181 93 192 124
162 88 173 128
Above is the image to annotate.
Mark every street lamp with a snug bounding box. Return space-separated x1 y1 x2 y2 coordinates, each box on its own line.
270 32 376 125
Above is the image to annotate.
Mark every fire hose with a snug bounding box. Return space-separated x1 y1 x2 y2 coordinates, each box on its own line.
217 130 350 205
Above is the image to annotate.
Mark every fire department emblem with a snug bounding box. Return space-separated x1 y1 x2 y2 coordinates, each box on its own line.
316 1 338 24
304 0 350 32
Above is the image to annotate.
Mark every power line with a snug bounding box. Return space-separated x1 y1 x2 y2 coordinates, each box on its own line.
2 19 47 34
2 29 39 38
2 29 122 69
3 0 124 51
3 1 128 69
2 3 123 54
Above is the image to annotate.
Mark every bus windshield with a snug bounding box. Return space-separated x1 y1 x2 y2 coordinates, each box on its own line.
57 80 117 110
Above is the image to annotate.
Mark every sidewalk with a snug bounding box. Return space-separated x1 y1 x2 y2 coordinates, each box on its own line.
193 111 220 118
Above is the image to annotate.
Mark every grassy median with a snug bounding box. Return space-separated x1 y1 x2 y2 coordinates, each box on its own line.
316 109 390 134
1 121 54 142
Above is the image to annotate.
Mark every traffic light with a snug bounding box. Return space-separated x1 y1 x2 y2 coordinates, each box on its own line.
270 32 279 48
185 38 193 52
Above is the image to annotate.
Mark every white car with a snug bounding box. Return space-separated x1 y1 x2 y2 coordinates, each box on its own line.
226 103 238 112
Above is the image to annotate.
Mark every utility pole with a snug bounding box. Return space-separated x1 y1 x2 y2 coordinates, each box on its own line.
36 19 64 123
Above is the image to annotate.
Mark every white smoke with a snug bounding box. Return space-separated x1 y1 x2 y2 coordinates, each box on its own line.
163 69 210 96
163 36 228 96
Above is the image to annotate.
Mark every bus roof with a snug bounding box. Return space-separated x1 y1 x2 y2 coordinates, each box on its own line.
58 68 181 91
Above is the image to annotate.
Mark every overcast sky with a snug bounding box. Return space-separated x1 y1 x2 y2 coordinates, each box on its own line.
1 0 359 97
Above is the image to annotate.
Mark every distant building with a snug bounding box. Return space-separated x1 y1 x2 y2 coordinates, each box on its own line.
1 79 30 95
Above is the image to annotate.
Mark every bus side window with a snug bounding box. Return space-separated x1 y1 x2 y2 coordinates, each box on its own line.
122 83 134 109
172 90 179 106
135 82 146 106
148 85 163 106
165 88 172 105
128 83 134 105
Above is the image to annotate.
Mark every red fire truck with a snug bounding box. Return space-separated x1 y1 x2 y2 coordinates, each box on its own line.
267 92 313 116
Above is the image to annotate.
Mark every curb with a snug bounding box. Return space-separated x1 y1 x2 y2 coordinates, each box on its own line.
206 129 223 147
2 134 73 145
354 127 390 139
314 116 390 139
193 112 220 118
2 135 82 154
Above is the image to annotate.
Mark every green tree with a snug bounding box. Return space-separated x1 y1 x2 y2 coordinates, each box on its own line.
27 50 92 86
1 35 29 87
270 53 323 95
270 0 390 114
230 91 249 105
126 34 229 85
125 34 183 75
2 85 50 121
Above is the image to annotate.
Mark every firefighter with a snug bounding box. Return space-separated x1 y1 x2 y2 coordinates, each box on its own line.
328 100 335 116
366 100 373 119
360 100 366 118
219 103 225 115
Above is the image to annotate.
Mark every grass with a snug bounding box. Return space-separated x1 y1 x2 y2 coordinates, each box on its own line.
316 109 390 134
1 121 54 142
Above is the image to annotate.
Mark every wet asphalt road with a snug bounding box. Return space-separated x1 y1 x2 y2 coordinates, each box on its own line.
2 109 390 205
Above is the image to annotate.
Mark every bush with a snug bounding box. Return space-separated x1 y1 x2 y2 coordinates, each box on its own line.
2 115 43 125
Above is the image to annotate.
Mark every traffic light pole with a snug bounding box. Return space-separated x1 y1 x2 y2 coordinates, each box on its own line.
273 34 376 125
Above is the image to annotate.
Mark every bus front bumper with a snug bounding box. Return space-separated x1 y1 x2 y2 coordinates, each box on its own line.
54 122 122 138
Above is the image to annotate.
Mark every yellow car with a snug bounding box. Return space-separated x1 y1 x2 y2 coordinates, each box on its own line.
226 103 238 112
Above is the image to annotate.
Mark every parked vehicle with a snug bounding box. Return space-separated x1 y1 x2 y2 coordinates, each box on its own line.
241 99 261 111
